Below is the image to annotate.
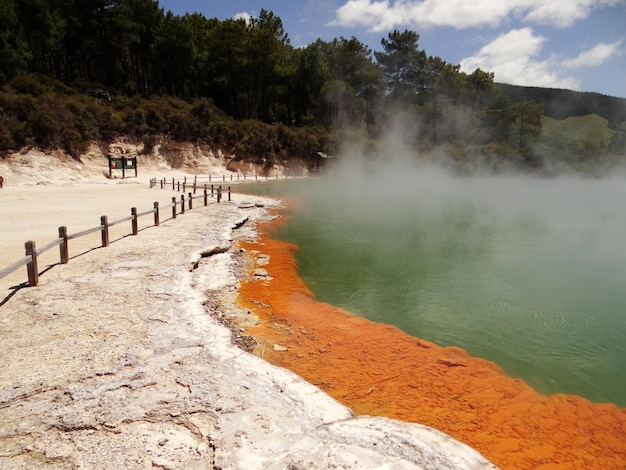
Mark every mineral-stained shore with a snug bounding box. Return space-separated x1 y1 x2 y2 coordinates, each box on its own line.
0 161 498 468
236 213 626 470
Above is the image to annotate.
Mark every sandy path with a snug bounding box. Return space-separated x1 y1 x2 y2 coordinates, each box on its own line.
1 184 191 296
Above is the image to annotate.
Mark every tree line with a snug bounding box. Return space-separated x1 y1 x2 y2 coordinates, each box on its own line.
1 0 623 172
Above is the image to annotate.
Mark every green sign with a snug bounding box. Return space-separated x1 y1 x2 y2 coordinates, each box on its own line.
108 155 137 178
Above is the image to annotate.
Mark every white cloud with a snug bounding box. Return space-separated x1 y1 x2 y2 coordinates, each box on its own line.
330 0 624 31
234 11 252 24
459 28 581 89
562 38 625 68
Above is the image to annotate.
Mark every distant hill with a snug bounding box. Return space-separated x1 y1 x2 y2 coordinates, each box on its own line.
498 84 626 127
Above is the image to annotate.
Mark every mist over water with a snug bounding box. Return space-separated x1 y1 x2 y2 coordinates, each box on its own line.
248 155 626 407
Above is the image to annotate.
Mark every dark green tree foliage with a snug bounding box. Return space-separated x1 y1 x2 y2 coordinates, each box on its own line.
1 1 624 171
319 37 382 130
375 30 426 105
422 56 461 145
246 10 290 122
288 42 332 126
0 1 28 83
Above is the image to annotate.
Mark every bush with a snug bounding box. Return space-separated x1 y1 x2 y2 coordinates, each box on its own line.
0 75 332 171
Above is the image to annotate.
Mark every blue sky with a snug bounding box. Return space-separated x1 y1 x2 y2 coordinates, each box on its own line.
158 0 626 98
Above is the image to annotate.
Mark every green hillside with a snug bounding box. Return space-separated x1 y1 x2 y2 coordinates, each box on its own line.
537 114 624 173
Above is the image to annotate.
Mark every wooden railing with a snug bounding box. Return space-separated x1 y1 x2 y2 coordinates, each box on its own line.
149 172 291 193
0 186 226 288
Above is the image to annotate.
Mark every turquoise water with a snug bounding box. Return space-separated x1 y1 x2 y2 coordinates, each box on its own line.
241 166 626 407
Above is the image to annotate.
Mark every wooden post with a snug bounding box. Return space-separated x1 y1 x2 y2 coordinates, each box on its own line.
209 174 211 183
181 194 185 214
160 179 164 189
183 182 186 193
223 174 225 182
153 202 160 226
177 181 180 192
217 186 222 203
25 241 38 287
172 197 177 219
172 177 175 190
101 216 109 247
131 207 138 235
211 184 214 196
188 192 193 210
59 226 69 264
228 186 231 201
193 176 197 194
204 188 208 206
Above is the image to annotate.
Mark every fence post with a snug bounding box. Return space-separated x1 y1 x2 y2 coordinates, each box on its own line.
177 181 180 192
193 176 197 194
183 182 186 193
172 177 175 190
211 184 214 197
217 187 221 203
59 226 69 264
204 188 208 206
188 192 193 210
154 201 160 226
25 241 38 287
131 207 138 235
223 174 225 182
181 194 185 214
160 179 164 189
172 197 177 219
228 186 231 201
101 216 109 247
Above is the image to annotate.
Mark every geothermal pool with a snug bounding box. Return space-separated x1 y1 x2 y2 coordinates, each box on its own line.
244 165 626 407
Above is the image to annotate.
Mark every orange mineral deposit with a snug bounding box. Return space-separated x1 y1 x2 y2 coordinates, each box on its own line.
239 215 626 470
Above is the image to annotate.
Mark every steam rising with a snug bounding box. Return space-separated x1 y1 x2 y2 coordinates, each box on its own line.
279 145 626 405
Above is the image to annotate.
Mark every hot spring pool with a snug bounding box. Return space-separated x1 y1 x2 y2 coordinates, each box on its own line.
241 166 626 407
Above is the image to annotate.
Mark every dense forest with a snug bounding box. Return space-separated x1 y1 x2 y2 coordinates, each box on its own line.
1 0 625 173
